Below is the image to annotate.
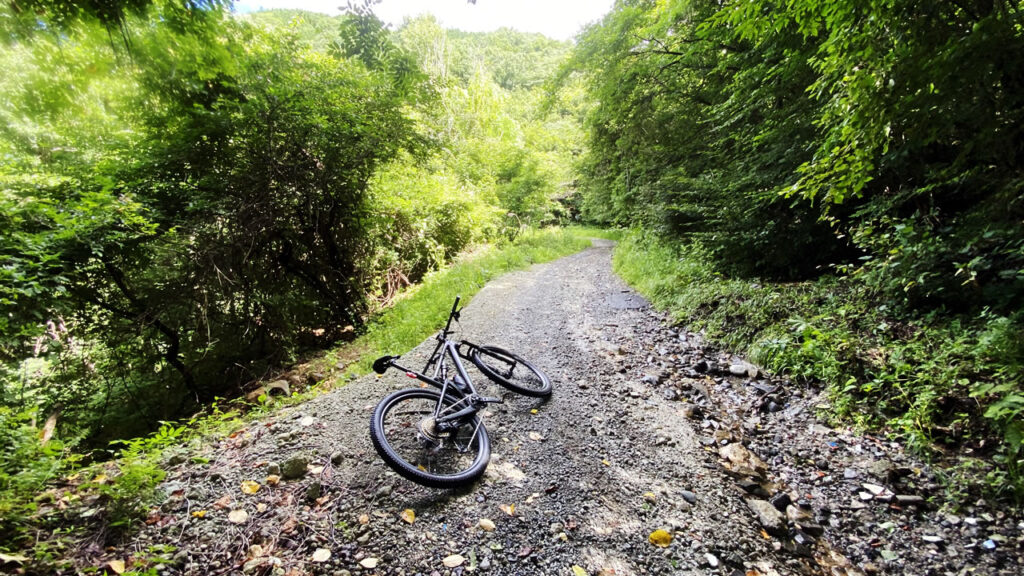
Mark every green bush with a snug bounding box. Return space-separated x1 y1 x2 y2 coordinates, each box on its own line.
0 408 67 543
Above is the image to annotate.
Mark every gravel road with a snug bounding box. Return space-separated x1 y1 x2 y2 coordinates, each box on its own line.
96 241 1022 576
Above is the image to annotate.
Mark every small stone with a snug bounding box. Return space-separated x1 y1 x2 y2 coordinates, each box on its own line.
922 535 944 544
266 462 281 476
786 505 812 523
843 468 859 480
746 499 786 536
868 460 893 478
330 451 344 465
895 494 925 506
704 553 719 568
791 530 814 547
809 424 831 436
797 522 825 537
861 483 886 496
374 484 392 499
305 481 322 502
479 518 496 532
281 455 309 479
769 492 792 512
728 364 748 376
784 538 814 558
680 490 697 504
680 403 703 420
981 539 997 551
172 551 188 566
737 479 770 498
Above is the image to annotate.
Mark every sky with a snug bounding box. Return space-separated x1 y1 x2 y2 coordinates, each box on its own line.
232 0 615 41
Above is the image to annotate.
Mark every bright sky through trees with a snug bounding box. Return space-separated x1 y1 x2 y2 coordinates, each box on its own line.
233 0 614 40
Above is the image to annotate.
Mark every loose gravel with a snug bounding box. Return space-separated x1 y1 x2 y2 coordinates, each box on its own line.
84 240 1022 576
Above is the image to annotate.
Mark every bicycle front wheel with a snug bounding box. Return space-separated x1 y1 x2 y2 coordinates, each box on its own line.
471 345 552 397
370 388 490 488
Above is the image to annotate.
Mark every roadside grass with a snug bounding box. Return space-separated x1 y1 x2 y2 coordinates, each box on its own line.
0 225 617 569
613 232 1024 504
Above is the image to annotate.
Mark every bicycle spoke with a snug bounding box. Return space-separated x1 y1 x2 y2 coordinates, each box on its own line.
379 393 482 478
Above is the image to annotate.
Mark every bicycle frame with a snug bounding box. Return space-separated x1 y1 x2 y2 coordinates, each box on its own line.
380 296 501 436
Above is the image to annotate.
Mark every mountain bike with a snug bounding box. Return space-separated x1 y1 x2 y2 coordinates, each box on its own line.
369 296 551 488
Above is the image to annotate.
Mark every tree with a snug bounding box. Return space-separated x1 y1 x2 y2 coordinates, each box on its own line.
1 3 422 442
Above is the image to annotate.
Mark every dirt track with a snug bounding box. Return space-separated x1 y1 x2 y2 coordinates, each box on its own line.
93 240 1021 576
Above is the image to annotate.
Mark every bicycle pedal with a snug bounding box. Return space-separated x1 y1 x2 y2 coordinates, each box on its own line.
478 396 503 404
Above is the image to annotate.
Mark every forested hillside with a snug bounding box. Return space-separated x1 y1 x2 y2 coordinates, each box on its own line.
564 0 1024 498
0 2 580 447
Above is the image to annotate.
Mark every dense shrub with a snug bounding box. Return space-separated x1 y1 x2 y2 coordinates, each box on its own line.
0 408 67 543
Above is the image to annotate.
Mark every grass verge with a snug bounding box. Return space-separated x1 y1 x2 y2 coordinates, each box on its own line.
612 232 1024 504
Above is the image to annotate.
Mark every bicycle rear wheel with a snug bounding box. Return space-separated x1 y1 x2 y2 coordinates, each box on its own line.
471 345 552 397
370 388 490 488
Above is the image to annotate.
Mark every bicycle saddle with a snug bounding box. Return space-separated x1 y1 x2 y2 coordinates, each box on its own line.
373 355 399 374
